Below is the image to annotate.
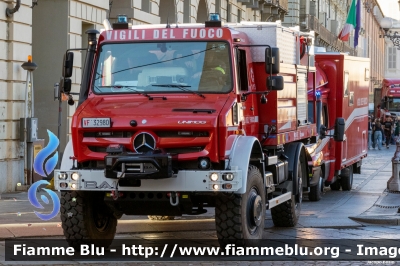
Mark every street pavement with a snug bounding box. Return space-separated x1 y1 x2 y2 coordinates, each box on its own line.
0 144 400 265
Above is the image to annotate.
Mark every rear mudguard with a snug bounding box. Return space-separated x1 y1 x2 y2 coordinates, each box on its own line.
283 142 308 195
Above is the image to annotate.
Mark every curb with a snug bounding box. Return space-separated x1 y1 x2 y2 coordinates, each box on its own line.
0 218 215 240
349 215 400 225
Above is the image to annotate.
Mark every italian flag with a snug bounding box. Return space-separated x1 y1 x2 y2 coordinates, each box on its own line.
338 0 357 42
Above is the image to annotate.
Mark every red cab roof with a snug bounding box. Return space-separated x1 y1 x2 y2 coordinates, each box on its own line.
383 78 400 88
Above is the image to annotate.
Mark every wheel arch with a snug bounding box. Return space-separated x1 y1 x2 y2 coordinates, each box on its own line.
227 135 265 194
60 139 74 170
284 142 308 195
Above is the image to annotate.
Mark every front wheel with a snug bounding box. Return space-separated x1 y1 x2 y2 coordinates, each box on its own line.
215 165 265 246
60 191 117 249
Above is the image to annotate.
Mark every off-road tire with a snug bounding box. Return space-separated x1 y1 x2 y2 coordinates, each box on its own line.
60 191 117 249
340 165 353 191
271 159 304 227
309 176 323 202
148 215 175 220
330 181 341 191
215 165 265 246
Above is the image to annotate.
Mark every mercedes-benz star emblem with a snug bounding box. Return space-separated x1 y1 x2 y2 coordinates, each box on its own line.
133 132 156 153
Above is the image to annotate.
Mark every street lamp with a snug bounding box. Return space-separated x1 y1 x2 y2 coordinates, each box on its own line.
380 17 400 50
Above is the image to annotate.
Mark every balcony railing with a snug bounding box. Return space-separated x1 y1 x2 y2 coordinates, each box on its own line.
261 0 289 12
277 0 288 12
300 14 355 55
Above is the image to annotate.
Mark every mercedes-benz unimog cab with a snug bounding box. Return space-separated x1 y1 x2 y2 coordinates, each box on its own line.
54 16 345 248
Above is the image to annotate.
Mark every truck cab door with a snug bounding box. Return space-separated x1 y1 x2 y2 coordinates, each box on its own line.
236 48 258 135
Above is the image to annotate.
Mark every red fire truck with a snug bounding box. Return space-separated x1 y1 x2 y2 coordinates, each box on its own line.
376 78 400 118
307 54 369 197
54 17 347 247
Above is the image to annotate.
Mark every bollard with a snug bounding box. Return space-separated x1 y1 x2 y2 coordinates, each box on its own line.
387 138 400 191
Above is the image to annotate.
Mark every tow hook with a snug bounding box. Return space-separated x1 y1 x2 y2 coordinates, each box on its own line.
168 192 180 206
111 189 122 200
111 180 121 200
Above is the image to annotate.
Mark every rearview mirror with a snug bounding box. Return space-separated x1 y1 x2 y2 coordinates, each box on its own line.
319 125 327 139
265 47 280 74
63 78 72 93
267 76 284 91
333 117 345 142
63 52 74 78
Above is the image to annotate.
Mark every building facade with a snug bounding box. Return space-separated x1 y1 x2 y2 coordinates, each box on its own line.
378 0 400 81
0 0 389 192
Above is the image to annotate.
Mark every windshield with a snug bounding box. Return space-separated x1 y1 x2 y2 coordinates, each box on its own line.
92 41 232 94
387 98 400 111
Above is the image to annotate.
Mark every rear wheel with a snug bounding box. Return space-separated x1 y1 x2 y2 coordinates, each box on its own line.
215 165 265 246
340 165 353 191
271 158 304 227
60 191 117 249
330 180 341 191
309 176 324 202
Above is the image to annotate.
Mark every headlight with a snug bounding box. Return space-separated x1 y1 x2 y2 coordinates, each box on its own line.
71 172 80 181
58 172 67 180
212 184 219 190
70 183 77 189
210 173 219 181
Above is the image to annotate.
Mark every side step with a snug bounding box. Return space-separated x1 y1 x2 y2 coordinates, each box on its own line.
266 192 292 210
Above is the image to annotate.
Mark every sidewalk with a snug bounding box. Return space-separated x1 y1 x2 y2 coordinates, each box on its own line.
348 143 400 225
0 144 399 239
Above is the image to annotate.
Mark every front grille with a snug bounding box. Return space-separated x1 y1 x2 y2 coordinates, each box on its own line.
83 131 134 138
155 131 209 137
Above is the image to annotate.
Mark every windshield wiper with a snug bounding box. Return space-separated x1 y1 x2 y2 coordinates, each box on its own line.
152 84 205 99
95 85 167 100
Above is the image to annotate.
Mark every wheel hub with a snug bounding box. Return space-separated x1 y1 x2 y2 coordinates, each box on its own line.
252 195 263 227
94 206 110 232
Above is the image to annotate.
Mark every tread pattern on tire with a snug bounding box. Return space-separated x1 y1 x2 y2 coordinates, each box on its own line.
309 177 322 202
60 191 116 248
340 166 353 191
61 191 87 246
215 194 244 245
271 153 304 227
270 197 298 227
215 165 263 246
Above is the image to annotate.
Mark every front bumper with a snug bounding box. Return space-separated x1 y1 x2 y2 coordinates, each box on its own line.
104 152 172 179
54 169 243 192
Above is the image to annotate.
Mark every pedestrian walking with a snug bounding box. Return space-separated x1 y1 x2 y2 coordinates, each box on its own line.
395 118 400 143
374 120 383 150
383 113 393 149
